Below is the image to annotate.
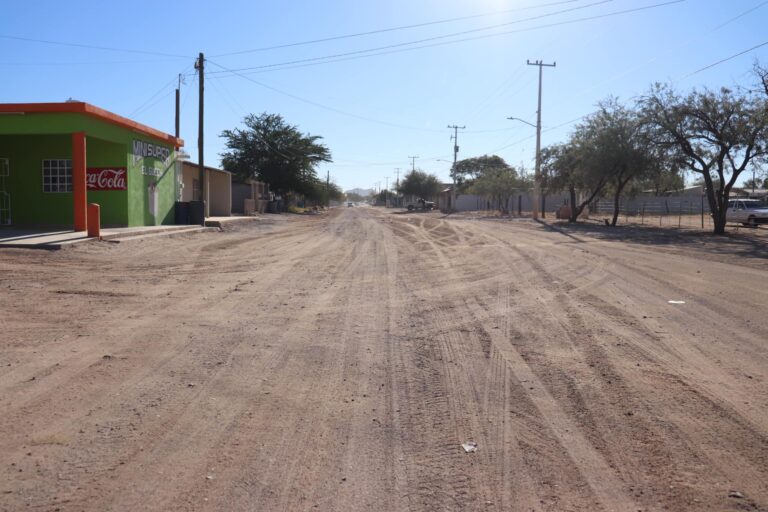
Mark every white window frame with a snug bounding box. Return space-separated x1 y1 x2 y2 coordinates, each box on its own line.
42 159 72 193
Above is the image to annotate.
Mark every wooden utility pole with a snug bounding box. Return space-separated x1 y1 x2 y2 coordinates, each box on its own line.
448 124 465 212
394 167 401 207
195 52 205 224
527 59 556 220
175 74 181 138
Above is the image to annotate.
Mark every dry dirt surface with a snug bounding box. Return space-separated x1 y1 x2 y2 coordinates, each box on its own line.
1 207 768 512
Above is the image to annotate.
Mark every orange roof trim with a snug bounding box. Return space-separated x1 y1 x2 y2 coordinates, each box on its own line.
0 102 184 148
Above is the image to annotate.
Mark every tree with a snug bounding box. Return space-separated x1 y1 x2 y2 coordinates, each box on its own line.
463 157 520 214
220 113 332 198
451 155 508 191
397 169 441 199
742 174 768 191
635 167 685 196
540 142 593 223
639 84 768 234
755 60 768 98
579 99 674 226
303 178 343 205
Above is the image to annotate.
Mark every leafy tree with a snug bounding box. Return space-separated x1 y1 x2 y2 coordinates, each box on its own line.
634 167 685 196
397 169 441 199
579 99 674 226
464 157 520 214
639 84 768 234
373 189 394 205
540 142 593 222
451 155 508 191
220 113 332 198
742 177 768 191
302 179 343 205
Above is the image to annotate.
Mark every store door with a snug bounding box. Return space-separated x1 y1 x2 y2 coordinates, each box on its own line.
0 158 10 225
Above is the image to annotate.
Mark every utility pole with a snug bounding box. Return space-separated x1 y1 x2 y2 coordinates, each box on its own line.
194 52 206 224
175 74 181 138
326 170 330 207
527 59 555 220
385 176 389 207
408 156 418 172
448 124 465 212
395 168 401 207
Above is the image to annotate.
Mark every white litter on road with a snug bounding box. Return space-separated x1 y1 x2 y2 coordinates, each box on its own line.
668 300 686 304
462 442 478 453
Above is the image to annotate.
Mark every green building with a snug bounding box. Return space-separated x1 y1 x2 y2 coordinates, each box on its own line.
0 102 184 228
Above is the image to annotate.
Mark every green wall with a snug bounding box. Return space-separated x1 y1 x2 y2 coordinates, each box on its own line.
0 112 178 227
127 140 177 226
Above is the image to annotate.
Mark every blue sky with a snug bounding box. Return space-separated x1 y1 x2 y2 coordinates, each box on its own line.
2 0 766 191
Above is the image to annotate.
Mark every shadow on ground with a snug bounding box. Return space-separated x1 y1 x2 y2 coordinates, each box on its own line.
539 220 768 265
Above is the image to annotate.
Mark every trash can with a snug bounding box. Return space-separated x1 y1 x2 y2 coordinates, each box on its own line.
175 201 190 225
189 200 206 225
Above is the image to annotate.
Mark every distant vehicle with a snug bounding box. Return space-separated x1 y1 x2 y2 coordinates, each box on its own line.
407 198 435 211
726 199 768 227
347 202 353 207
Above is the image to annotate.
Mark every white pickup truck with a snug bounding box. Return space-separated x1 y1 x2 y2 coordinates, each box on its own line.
726 199 768 227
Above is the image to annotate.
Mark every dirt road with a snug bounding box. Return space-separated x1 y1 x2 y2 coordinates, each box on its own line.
1 207 767 511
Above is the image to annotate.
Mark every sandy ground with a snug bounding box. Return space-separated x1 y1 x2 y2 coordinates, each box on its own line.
1 207 767 512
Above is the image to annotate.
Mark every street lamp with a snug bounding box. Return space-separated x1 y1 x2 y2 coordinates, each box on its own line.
506 116 536 128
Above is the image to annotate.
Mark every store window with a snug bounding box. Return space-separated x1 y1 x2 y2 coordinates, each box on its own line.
42 159 72 193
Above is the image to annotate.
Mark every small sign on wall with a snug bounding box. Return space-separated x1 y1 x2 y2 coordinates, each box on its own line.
87 167 127 190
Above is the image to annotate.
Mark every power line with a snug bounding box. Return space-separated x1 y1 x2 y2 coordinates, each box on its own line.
208 0 613 75
211 0 589 57
130 65 195 117
711 0 768 30
0 58 185 67
130 75 184 117
0 34 190 59
685 40 768 78
207 1 684 78
206 58 448 133
543 1 768 117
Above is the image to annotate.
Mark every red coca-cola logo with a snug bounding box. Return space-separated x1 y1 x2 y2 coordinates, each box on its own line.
87 167 127 191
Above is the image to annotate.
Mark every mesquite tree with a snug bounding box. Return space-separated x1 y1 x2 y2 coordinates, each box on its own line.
639 84 768 234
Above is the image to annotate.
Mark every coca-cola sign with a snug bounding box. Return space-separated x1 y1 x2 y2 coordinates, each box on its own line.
87 167 127 191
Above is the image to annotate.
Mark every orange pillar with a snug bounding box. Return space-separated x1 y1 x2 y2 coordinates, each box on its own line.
72 132 87 231
87 203 100 238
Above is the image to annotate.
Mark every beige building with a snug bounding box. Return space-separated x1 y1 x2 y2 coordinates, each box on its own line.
232 178 270 215
180 162 232 217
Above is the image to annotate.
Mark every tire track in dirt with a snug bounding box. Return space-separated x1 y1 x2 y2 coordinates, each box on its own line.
467 219 768 508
